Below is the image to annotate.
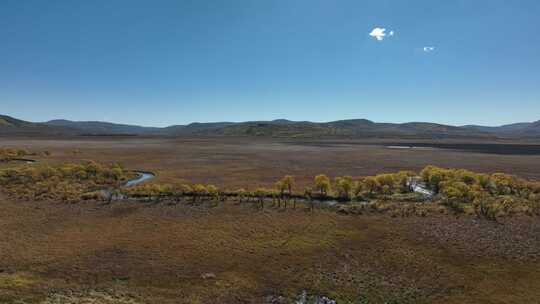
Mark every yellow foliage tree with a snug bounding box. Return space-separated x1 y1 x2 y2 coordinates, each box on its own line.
314 174 331 197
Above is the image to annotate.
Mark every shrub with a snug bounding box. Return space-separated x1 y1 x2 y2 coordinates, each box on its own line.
0 148 30 161
362 176 380 195
527 193 540 215
472 193 499 220
0 161 131 202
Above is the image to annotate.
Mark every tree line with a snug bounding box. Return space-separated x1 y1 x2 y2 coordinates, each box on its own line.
0 160 131 202
1 158 539 219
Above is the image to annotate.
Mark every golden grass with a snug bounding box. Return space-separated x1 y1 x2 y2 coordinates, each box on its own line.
0 272 36 289
2 197 538 303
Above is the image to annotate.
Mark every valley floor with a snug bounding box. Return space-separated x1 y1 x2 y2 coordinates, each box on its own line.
2 136 540 189
2 136 540 303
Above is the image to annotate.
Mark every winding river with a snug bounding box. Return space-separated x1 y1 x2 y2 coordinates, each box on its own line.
13 158 156 187
10 158 433 202
124 171 156 187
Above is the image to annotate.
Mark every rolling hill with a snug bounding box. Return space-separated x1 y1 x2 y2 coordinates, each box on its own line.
1 114 540 139
0 115 76 136
463 121 540 137
46 119 162 135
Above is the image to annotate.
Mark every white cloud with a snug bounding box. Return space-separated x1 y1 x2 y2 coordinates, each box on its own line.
369 27 394 41
423 46 435 52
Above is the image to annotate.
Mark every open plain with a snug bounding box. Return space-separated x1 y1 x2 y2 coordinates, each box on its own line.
0 137 540 304
3 136 540 189
3 0 540 302
1 136 540 303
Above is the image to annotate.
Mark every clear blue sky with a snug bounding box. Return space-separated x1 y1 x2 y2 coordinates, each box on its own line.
1 0 539 127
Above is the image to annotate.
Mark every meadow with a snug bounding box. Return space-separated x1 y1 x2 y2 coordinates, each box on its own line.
1 136 540 303
3 136 540 188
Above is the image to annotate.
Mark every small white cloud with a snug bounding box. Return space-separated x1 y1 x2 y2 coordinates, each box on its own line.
369 27 394 41
423 46 435 52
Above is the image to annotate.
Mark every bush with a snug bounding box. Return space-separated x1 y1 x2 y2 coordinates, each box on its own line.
0 148 30 161
0 161 131 202
472 194 501 220
527 194 540 215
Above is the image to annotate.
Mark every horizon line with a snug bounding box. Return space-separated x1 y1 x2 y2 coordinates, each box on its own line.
2 113 538 129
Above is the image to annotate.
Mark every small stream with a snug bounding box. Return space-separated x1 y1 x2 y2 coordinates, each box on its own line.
101 171 156 201
124 171 156 187
11 158 156 188
407 177 434 197
9 158 37 164
6 158 157 200
11 158 433 202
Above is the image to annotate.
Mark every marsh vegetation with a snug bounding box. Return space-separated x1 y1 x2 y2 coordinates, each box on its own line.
1 147 539 221
1 140 539 303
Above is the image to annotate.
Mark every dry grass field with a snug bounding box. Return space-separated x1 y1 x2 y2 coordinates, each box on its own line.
2 136 540 189
1 136 540 303
1 197 540 304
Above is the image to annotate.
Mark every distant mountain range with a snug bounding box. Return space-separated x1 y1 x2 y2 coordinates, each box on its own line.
462 121 540 137
1 114 540 139
46 119 163 135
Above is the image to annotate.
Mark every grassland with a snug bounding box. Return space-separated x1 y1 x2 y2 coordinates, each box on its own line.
1 136 540 303
3 136 540 188
1 197 539 303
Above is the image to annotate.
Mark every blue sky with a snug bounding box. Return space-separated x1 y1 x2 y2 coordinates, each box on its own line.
1 0 539 127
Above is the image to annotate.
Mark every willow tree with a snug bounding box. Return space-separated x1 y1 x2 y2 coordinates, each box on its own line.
396 170 416 193
281 175 294 195
174 184 192 203
334 176 354 200
275 175 294 209
206 184 219 206
305 186 315 212
420 166 444 193
375 174 395 193
236 188 247 203
274 180 285 208
254 187 267 209
314 174 331 197
192 184 207 204
363 176 380 196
